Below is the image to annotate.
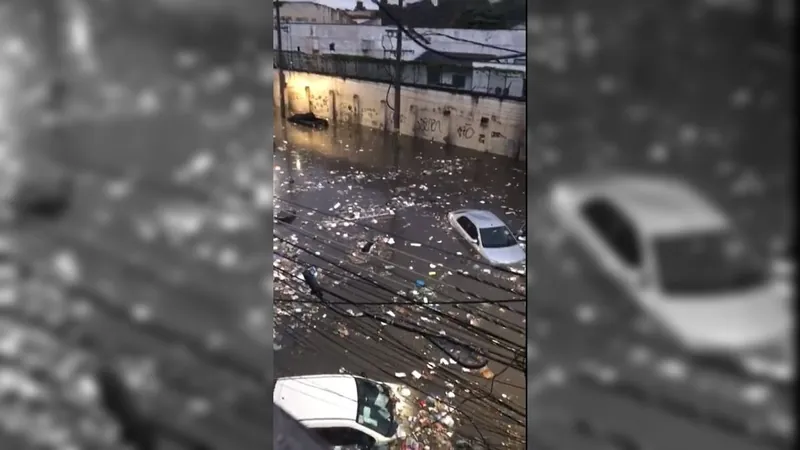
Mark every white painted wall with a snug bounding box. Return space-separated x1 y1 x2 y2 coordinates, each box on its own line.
275 24 525 63
276 1 355 24
277 71 526 159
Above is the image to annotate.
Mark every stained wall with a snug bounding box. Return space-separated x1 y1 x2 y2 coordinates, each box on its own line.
277 71 527 160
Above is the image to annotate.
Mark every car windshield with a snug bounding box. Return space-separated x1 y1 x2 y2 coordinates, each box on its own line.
654 230 768 296
479 226 517 249
354 378 397 437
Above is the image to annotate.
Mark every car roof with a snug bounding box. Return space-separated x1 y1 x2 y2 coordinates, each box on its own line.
275 374 358 423
555 174 729 235
455 209 507 228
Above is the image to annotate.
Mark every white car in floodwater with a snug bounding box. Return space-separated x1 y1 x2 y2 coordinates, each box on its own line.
447 209 526 266
274 374 401 449
548 174 793 380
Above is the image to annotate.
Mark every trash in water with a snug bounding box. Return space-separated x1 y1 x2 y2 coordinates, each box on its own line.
275 210 297 224
287 112 329 129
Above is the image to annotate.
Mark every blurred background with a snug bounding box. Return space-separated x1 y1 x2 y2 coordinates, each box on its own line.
0 0 271 449
526 1 794 449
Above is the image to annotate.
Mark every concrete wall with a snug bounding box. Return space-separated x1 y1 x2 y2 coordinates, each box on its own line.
276 1 355 24
277 71 526 159
276 25 526 63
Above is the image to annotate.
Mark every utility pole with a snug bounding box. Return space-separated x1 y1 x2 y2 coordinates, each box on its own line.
391 0 403 132
275 0 287 119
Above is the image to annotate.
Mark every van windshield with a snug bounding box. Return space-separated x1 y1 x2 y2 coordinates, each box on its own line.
355 378 397 437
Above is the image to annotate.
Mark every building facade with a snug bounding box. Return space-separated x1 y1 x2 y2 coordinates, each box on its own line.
276 1 355 24
275 24 526 98
275 24 525 62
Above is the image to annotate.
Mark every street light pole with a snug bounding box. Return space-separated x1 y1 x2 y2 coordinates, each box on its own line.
275 0 287 119
391 0 403 132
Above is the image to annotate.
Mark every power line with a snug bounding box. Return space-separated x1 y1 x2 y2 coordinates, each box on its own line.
274 268 522 378
274 248 521 365
371 0 525 61
274 196 526 277
273 257 530 432
275 217 527 334
420 31 526 57
275 277 527 405
278 307 526 446
274 239 525 354
277 215 526 301
273 227 527 338
274 266 522 307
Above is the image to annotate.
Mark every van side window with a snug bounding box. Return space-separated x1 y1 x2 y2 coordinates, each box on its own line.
580 199 642 266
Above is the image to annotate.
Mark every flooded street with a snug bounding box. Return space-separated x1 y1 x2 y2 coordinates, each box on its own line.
273 106 792 450
273 116 528 448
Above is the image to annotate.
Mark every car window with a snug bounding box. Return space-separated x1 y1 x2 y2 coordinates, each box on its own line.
313 427 376 449
479 226 518 249
580 199 642 266
354 378 397 437
654 230 767 295
456 216 479 240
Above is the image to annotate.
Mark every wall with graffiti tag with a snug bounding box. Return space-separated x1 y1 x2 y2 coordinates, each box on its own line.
277 71 526 160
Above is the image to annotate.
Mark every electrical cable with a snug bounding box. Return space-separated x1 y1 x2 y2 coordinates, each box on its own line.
276 284 521 398
274 196 525 278
277 207 792 392
276 272 520 378
274 263 528 420
274 250 519 369
279 307 525 447
274 240 525 355
371 0 526 61
282 256 792 446
276 216 526 304
419 31 526 57
274 220 527 335
274 225 526 337
274 265 523 307
274 236 527 348
274 270 528 407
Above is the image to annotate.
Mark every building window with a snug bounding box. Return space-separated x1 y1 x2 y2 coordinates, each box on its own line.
451 74 467 88
427 67 442 85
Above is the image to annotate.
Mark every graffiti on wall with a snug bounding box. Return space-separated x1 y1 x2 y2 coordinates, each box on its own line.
280 72 525 159
456 125 475 140
413 117 442 135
